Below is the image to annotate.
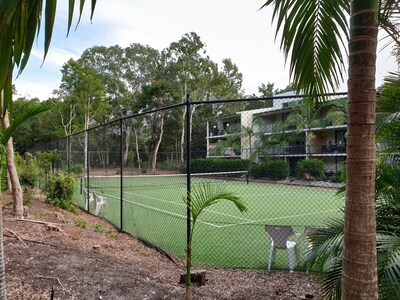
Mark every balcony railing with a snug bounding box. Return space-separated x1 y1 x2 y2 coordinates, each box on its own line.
207 143 347 158
209 128 241 137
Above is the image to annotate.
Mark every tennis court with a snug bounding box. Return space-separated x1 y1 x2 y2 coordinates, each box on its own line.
74 172 344 270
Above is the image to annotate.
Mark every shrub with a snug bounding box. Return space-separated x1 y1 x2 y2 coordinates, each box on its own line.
69 164 85 175
35 150 61 175
189 158 250 173
23 186 35 207
44 172 76 212
296 158 325 180
16 152 40 188
249 159 290 180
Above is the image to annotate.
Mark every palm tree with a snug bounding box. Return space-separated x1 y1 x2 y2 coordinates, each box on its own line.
0 1 96 298
261 1 399 297
183 183 247 300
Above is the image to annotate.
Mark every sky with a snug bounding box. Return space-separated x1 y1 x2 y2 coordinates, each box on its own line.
14 0 398 100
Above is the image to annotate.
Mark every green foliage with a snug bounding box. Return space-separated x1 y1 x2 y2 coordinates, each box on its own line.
22 186 35 207
94 224 104 232
189 158 250 173
15 152 40 188
43 172 75 212
69 164 85 175
261 0 348 99
249 160 290 180
296 159 325 180
35 150 61 176
75 219 88 229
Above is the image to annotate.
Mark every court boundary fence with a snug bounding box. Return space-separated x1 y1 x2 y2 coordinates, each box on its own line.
31 92 348 270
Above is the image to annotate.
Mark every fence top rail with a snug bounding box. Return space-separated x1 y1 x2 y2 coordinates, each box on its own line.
32 92 349 147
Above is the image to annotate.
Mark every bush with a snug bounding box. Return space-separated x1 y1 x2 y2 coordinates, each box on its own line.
249 159 290 180
69 164 85 175
35 150 61 175
44 172 76 212
189 158 250 173
296 159 325 180
15 152 40 188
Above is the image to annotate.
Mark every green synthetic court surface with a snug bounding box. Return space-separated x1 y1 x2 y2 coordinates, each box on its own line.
74 173 344 270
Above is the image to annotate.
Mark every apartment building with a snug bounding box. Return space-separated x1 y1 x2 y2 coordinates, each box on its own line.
206 92 347 174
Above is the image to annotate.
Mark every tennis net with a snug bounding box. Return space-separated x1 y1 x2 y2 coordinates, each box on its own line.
81 170 248 191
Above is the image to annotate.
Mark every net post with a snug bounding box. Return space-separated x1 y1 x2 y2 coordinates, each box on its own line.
246 171 249 184
120 119 124 231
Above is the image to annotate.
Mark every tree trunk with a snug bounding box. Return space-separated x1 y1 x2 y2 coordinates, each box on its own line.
180 107 186 163
122 122 132 166
3 112 24 219
6 171 12 192
151 113 164 173
343 1 378 299
134 126 141 170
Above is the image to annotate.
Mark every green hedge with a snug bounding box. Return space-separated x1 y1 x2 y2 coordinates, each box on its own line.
249 159 289 180
189 158 250 173
296 158 325 180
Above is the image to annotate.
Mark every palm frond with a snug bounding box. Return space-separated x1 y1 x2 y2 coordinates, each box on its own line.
306 219 344 271
376 234 400 299
0 103 51 146
183 183 247 221
0 0 96 108
261 0 349 101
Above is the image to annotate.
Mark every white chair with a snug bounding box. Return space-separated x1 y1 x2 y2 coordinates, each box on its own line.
83 189 95 211
265 225 300 272
93 192 107 216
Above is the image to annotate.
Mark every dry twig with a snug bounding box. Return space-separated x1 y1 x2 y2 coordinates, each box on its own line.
36 275 66 291
5 229 28 248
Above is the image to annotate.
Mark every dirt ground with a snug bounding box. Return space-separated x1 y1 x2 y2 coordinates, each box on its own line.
3 191 322 300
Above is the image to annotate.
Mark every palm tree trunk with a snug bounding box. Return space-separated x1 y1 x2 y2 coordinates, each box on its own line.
343 1 378 298
3 112 24 219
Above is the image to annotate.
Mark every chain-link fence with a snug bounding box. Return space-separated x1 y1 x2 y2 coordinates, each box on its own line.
31 92 348 271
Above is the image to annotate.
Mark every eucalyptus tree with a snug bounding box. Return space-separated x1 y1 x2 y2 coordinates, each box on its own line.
162 32 243 162
262 0 399 298
137 80 180 172
56 59 107 171
79 44 161 166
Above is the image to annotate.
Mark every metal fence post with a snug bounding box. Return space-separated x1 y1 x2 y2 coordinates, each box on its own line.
186 94 191 251
86 130 90 213
120 119 124 231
